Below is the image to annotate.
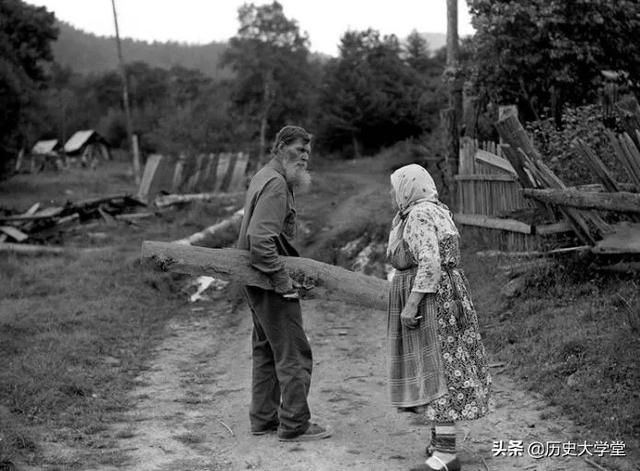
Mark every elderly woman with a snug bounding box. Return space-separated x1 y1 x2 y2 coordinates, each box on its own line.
387 164 491 471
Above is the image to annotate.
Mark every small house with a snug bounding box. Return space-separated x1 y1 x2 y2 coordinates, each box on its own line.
64 130 111 166
23 139 62 172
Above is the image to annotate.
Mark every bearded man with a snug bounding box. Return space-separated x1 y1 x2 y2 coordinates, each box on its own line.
237 125 331 442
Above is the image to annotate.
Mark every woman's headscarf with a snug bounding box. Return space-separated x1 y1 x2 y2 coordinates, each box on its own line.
390 164 439 215
387 164 441 257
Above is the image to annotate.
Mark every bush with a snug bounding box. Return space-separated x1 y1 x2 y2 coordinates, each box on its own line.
526 104 629 186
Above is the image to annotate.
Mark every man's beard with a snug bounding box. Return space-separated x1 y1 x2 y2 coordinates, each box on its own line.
285 164 312 193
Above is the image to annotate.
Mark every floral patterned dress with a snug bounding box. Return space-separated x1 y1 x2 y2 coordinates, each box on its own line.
387 201 491 422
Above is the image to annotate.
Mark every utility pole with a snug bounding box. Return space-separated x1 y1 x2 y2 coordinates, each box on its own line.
111 0 141 183
442 0 463 210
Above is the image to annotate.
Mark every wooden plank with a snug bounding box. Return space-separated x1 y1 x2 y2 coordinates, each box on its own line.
534 221 573 235
526 156 599 244
190 153 209 193
622 133 640 186
499 144 536 188
474 149 517 176
24 203 41 216
138 154 163 201
182 154 202 193
592 222 640 254
137 154 175 202
171 154 186 193
574 183 637 192
454 213 532 234
202 153 219 191
141 242 390 311
458 137 476 175
154 191 244 208
454 174 516 182
572 139 620 192
220 152 239 192
214 153 232 192
227 152 249 192
522 188 640 214
0 226 29 242
0 207 64 222
610 132 640 189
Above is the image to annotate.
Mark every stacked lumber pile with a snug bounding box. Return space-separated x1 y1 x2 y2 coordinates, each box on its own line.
0 194 148 254
495 113 640 255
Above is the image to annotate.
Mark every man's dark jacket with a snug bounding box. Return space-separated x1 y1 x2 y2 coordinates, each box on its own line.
237 158 299 292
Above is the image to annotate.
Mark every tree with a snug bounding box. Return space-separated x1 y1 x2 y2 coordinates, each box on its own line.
404 31 431 73
468 0 640 123
222 2 315 164
0 0 57 175
316 29 443 157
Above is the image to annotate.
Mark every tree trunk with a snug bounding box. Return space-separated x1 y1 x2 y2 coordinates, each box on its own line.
141 242 390 311
443 0 461 210
522 189 640 214
440 107 458 209
446 0 462 123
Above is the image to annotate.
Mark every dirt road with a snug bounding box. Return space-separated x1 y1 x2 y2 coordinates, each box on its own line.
90 293 597 471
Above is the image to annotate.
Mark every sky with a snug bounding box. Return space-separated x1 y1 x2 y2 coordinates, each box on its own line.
23 0 475 56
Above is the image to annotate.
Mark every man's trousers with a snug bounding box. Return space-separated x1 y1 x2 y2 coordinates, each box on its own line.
244 285 313 437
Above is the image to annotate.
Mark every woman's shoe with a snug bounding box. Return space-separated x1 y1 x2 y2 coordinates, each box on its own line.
409 455 461 471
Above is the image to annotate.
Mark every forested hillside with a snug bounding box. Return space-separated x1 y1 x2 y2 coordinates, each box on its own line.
51 21 445 79
52 21 230 78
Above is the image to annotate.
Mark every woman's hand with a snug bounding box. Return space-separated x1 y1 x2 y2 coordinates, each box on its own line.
400 291 425 329
400 304 420 329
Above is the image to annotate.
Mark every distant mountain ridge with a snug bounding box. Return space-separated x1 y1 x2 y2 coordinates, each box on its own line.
52 22 229 78
52 22 447 77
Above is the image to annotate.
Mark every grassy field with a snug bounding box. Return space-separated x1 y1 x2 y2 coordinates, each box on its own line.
1 158 638 468
0 163 241 468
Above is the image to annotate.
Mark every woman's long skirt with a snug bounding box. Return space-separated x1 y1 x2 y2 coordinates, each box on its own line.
387 266 491 421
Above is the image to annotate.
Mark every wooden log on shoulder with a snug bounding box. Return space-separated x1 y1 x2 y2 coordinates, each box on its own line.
141 241 389 311
522 188 640 214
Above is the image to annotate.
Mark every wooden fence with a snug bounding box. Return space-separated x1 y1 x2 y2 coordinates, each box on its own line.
455 137 569 251
137 152 249 203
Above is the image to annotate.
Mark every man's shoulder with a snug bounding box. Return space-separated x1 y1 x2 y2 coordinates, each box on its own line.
250 165 286 192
